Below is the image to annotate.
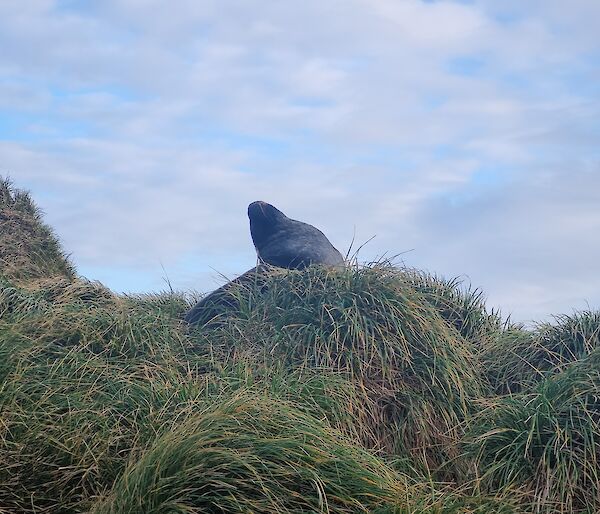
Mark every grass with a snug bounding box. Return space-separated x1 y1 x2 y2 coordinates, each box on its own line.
0 280 202 512
189 264 484 478
482 311 600 394
467 349 600 512
0 179 599 513
91 392 409 514
0 178 75 283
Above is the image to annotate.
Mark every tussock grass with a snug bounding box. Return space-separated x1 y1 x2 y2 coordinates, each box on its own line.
467 349 600 512
483 311 600 394
400 269 503 347
0 281 207 512
92 392 410 514
93 391 523 514
0 277 434 513
2 179 600 513
0 179 75 282
191 264 484 475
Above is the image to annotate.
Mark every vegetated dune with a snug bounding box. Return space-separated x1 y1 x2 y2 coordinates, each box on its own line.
0 179 598 513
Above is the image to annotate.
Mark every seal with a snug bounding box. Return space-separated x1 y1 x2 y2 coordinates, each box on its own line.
184 201 344 325
183 265 266 325
248 201 344 269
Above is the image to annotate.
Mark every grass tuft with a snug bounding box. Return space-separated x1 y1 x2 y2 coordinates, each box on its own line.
92 391 410 514
483 311 600 394
467 349 600 512
0 178 76 282
189 264 484 476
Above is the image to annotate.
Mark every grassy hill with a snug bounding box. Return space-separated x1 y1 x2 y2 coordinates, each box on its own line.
1 179 598 513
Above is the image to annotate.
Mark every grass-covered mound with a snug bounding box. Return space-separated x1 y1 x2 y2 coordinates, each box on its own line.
483 311 600 394
92 392 408 514
190 265 484 476
1 180 599 513
0 279 198 512
468 348 600 512
0 273 508 513
0 179 75 283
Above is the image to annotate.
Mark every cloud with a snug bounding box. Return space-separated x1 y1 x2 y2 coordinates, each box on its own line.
413 166 600 321
1 0 599 320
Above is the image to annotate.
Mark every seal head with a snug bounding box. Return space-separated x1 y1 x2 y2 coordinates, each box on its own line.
248 201 344 269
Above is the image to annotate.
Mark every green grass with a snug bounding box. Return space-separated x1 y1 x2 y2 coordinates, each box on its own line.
0 178 75 283
400 269 504 348
188 264 484 478
467 349 600 512
1 179 599 513
0 281 203 512
483 311 600 394
92 391 410 514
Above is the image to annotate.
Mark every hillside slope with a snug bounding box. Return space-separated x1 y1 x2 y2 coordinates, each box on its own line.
0 180 598 513
0 178 75 283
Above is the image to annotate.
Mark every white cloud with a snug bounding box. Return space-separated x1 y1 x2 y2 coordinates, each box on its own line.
1 0 599 320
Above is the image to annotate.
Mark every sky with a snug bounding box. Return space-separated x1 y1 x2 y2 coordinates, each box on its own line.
1 0 599 323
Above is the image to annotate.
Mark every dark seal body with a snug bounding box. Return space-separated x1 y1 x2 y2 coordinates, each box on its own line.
248 201 344 269
184 201 344 325
183 265 265 325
